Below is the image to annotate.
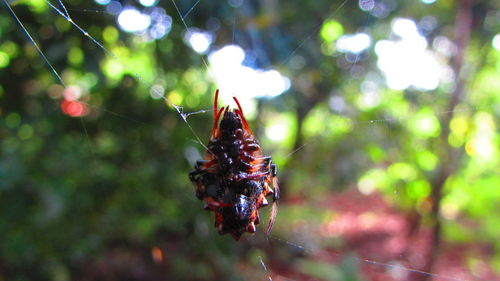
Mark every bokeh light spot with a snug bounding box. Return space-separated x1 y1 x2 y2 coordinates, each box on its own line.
167 91 183 106
140 0 158 7
266 123 287 142
417 151 438 171
0 51 10 68
61 100 88 117
376 18 450 90
18 124 34 140
320 20 344 43
150 84 165 100
337 33 371 53
95 0 111 5
228 0 244 8
359 0 375 11
184 29 213 54
103 26 119 43
118 8 151 33
209 45 290 98
68 47 84 65
492 34 500 51
409 108 441 138
63 86 83 101
6 112 21 129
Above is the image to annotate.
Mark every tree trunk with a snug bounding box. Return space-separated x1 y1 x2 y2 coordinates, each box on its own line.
412 1 473 280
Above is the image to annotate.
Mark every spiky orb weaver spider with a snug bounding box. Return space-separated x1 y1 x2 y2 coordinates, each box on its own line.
189 90 279 240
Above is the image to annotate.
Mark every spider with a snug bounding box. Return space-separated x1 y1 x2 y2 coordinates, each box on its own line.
189 90 279 240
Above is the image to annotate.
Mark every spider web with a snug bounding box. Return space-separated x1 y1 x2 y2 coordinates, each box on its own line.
2 0 498 280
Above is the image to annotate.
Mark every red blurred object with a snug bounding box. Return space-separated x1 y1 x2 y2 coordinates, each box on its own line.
151 246 164 264
61 99 88 117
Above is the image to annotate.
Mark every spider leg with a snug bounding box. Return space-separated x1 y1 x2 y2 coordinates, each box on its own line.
204 196 232 208
233 97 253 135
189 158 219 182
271 171 280 201
195 159 209 168
241 153 271 161
241 151 256 160
265 174 280 236
258 193 269 207
257 158 272 173
265 199 278 236
271 163 278 177
213 89 219 117
196 159 217 169
243 171 270 180
189 169 205 182
239 160 267 171
248 162 272 174
244 143 260 151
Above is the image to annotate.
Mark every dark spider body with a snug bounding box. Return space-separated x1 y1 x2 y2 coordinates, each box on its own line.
189 90 279 240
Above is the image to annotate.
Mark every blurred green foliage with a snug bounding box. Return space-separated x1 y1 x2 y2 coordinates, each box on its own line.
1 0 500 280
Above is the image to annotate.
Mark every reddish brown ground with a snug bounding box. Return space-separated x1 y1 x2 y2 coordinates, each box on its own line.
268 189 499 281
